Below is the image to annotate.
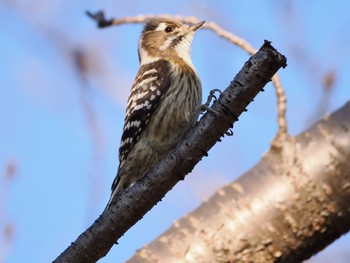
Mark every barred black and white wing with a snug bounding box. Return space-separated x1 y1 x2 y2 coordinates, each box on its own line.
112 60 172 191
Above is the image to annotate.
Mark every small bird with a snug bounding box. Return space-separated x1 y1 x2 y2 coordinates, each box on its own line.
107 18 205 208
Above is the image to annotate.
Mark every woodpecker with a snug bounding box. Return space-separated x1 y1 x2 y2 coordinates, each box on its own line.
107 18 204 208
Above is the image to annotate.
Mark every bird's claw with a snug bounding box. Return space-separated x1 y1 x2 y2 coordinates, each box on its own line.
200 89 234 137
203 89 222 108
200 104 220 117
200 89 222 116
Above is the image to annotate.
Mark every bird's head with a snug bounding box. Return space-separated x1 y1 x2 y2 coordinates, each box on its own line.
138 18 205 67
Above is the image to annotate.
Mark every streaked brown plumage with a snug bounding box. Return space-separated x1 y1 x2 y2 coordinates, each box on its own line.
107 18 204 208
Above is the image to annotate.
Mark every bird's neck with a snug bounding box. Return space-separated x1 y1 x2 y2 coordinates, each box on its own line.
139 47 196 73
138 46 161 66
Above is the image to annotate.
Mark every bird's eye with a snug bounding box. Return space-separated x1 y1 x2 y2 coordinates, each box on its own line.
165 26 174 33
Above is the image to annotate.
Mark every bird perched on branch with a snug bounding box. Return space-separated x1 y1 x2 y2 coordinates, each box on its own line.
107 17 205 208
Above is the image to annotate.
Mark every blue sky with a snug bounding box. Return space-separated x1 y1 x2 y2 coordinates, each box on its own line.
1 1 349 262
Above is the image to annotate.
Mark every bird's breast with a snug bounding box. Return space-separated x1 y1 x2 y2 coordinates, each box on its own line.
141 67 202 152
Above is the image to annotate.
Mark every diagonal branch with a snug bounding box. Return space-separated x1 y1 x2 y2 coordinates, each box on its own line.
53 41 287 263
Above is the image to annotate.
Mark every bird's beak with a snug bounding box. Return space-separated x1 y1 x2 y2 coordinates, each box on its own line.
188 21 205 32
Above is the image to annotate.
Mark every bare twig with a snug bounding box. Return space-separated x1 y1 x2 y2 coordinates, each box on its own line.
272 74 289 142
86 11 289 138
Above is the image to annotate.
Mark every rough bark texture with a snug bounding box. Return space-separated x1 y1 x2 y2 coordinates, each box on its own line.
128 101 350 263
53 41 287 263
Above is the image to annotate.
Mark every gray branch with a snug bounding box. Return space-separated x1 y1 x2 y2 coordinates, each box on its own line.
128 101 350 263
53 41 287 263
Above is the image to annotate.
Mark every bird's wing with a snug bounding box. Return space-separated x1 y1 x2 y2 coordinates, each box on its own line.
118 60 172 166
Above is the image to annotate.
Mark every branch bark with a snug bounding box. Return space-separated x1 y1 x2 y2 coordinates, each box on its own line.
53 41 287 263
127 101 350 263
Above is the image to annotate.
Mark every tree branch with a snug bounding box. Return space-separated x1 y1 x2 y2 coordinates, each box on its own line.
53 41 287 263
128 102 350 263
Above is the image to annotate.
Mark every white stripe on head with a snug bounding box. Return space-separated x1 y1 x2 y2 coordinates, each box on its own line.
156 23 168 31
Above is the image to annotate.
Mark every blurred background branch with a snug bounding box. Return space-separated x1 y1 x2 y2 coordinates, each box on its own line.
0 160 16 263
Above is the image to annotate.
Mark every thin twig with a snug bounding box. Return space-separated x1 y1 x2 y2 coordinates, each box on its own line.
86 11 289 137
272 75 288 135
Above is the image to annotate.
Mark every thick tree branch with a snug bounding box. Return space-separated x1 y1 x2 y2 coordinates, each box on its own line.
53 41 287 263
128 102 350 263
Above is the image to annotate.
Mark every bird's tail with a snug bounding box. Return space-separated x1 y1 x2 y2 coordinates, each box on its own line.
103 176 121 212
